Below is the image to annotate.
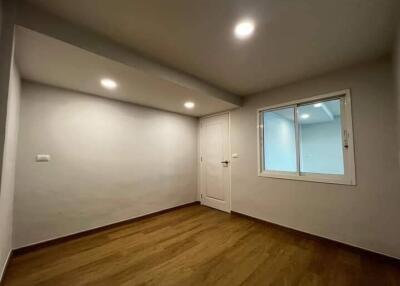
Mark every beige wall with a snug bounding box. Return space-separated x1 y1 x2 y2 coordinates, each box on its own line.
396 26 400 165
0 0 18 280
0 59 20 278
0 1 2 33
0 0 16 191
14 82 198 248
230 58 400 258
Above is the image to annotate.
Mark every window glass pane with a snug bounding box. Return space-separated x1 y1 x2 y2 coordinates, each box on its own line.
263 107 297 172
298 99 344 175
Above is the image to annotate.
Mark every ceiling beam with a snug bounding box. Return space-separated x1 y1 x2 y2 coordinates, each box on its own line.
15 1 242 107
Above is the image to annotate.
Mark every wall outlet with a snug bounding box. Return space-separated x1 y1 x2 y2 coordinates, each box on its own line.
36 154 51 162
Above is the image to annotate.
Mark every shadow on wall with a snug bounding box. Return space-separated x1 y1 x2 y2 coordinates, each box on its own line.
396 24 400 166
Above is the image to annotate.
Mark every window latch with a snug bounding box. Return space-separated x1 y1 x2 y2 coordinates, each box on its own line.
343 130 349 149
221 160 229 166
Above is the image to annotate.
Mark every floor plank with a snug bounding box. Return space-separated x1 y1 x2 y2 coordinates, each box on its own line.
3 205 400 286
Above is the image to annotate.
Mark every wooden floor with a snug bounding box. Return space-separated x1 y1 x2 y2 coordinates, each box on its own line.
3 205 400 286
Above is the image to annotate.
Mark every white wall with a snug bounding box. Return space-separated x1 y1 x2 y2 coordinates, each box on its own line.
14 82 198 248
0 59 20 278
231 58 400 258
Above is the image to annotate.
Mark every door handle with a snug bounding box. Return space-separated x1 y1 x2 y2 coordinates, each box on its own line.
221 160 229 165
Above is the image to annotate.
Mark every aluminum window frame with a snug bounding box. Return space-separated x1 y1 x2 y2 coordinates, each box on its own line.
257 89 356 185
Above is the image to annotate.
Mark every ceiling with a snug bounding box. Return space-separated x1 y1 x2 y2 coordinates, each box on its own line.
15 27 237 117
25 0 400 95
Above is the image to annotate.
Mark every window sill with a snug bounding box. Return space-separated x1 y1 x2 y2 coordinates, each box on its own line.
258 171 356 186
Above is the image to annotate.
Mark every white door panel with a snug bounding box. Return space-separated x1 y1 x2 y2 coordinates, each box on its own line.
200 113 230 212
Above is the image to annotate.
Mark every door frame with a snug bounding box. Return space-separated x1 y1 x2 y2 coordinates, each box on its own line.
198 112 232 213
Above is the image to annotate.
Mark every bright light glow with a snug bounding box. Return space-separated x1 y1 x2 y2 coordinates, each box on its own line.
301 114 310 119
184 101 195 109
100 78 117 89
313 103 322 108
234 20 255 39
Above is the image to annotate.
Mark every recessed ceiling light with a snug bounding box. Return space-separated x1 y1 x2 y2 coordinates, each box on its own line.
234 20 255 40
301 114 310 119
184 101 195 109
100 78 117 89
313 103 322 108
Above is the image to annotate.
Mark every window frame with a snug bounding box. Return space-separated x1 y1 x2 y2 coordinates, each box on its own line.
257 89 356 185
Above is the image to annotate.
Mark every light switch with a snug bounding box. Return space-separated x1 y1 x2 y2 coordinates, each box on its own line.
36 154 51 162
232 153 239 158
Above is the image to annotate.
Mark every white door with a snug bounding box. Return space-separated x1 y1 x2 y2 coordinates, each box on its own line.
200 113 231 213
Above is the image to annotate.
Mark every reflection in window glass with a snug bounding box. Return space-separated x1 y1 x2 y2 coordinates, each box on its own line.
298 99 344 175
263 107 297 172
